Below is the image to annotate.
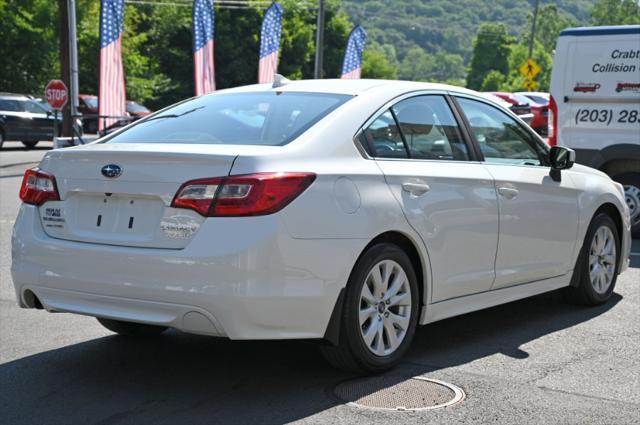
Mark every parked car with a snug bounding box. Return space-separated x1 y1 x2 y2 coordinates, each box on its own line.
490 92 548 136
550 25 640 236
79 95 151 133
480 93 534 126
78 94 99 134
12 80 631 373
0 93 60 149
516 91 549 106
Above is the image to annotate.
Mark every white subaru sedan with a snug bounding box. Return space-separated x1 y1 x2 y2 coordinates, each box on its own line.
12 80 631 373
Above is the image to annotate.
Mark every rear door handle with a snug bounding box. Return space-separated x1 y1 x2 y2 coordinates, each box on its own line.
497 186 519 199
402 181 431 196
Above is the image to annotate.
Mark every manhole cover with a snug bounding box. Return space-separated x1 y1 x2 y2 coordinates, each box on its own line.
333 375 464 411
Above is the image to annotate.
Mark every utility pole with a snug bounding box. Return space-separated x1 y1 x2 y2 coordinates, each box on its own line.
57 0 72 137
68 0 80 136
528 0 540 59
314 0 325 79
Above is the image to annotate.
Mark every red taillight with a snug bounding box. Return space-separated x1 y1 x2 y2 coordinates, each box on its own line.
19 168 60 206
171 172 316 217
548 95 558 146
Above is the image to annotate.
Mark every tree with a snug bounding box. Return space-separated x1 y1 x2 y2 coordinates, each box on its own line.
480 70 506 91
362 49 397 79
591 0 640 25
466 23 513 90
0 0 59 94
398 47 435 81
500 41 553 92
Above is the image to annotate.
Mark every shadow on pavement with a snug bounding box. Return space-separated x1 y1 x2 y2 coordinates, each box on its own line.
0 289 622 424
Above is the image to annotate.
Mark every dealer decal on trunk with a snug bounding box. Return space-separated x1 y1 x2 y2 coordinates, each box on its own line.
43 207 65 228
160 215 200 239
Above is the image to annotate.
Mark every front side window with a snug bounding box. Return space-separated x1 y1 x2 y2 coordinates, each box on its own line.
106 92 351 146
456 97 546 166
392 96 469 160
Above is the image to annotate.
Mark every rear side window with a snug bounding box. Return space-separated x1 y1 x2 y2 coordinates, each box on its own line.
392 96 469 160
106 92 351 146
360 95 469 161
360 110 408 158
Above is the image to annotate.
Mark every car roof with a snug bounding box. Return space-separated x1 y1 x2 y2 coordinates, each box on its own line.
0 92 31 100
215 79 476 97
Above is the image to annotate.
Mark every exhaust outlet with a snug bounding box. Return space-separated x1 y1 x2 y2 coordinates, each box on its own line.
23 289 44 309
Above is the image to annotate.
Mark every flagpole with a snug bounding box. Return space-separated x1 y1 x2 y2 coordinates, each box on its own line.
314 0 325 79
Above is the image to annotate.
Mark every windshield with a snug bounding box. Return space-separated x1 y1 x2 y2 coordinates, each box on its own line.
524 94 548 104
83 97 98 108
23 100 48 114
513 94 536 105
127 102 150 113
107 92 351 146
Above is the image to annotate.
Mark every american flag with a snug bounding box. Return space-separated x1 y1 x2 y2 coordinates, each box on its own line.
99 0 126 131
258 3 284 84
193 0 216 95
341 25 367 79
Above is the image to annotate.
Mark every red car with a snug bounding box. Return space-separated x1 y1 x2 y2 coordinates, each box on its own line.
78 95 152 134
490 92 548 136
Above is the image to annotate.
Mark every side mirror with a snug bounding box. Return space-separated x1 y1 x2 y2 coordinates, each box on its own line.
549 146 575 182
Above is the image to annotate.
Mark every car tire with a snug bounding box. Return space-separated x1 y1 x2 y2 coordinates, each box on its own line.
0 129 5 149
97 317 168 337
563 213 620 306
320 243 420 374
21 140 38 149
610 172 640 237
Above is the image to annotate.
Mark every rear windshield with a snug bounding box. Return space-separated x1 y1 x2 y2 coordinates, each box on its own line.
106 92 351 146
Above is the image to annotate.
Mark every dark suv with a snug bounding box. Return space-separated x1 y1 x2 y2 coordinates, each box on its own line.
0 93 60 149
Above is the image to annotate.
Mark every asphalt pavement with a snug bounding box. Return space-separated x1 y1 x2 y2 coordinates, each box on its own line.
1 141 639 424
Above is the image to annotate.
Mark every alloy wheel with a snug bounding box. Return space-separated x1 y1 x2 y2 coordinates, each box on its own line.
359 259 412 356
624 184 640 228
588 226 617 294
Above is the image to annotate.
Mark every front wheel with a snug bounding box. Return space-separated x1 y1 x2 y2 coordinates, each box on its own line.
97 318 168 337
564 213 620 305
321 243 419 373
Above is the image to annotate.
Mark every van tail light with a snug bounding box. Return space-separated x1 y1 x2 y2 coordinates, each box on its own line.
172 172 316 217
548 95 558 146
19 168 60 206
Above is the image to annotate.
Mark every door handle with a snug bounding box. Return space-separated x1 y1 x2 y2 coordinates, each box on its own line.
497 186 519 199
402 181 431 196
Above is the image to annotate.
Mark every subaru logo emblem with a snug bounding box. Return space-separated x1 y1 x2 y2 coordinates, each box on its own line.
101 164 122 178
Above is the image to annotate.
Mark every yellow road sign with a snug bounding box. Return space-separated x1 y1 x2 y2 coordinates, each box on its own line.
520 58 541 79
523 79 538 91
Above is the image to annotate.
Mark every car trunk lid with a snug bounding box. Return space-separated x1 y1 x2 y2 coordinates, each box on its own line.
36 143 249 249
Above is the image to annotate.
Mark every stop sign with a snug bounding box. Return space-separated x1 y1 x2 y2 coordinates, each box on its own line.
45 80 68 110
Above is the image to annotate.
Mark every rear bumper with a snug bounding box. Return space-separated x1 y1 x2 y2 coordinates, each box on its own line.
11 205 364 340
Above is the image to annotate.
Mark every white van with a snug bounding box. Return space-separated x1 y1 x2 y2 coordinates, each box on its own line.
549 25 640 235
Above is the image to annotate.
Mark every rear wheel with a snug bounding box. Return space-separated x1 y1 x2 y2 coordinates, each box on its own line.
564 213 620 305
21 140 38 149
320 243 419 373
97 318 168 337
0 129 5 149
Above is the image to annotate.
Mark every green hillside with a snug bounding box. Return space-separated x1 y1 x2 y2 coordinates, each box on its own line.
342 0 595 63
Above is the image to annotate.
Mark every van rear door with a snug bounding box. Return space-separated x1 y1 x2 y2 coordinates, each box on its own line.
551 26 640 164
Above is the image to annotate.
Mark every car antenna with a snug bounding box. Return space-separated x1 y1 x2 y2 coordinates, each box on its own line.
272 74 291 89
